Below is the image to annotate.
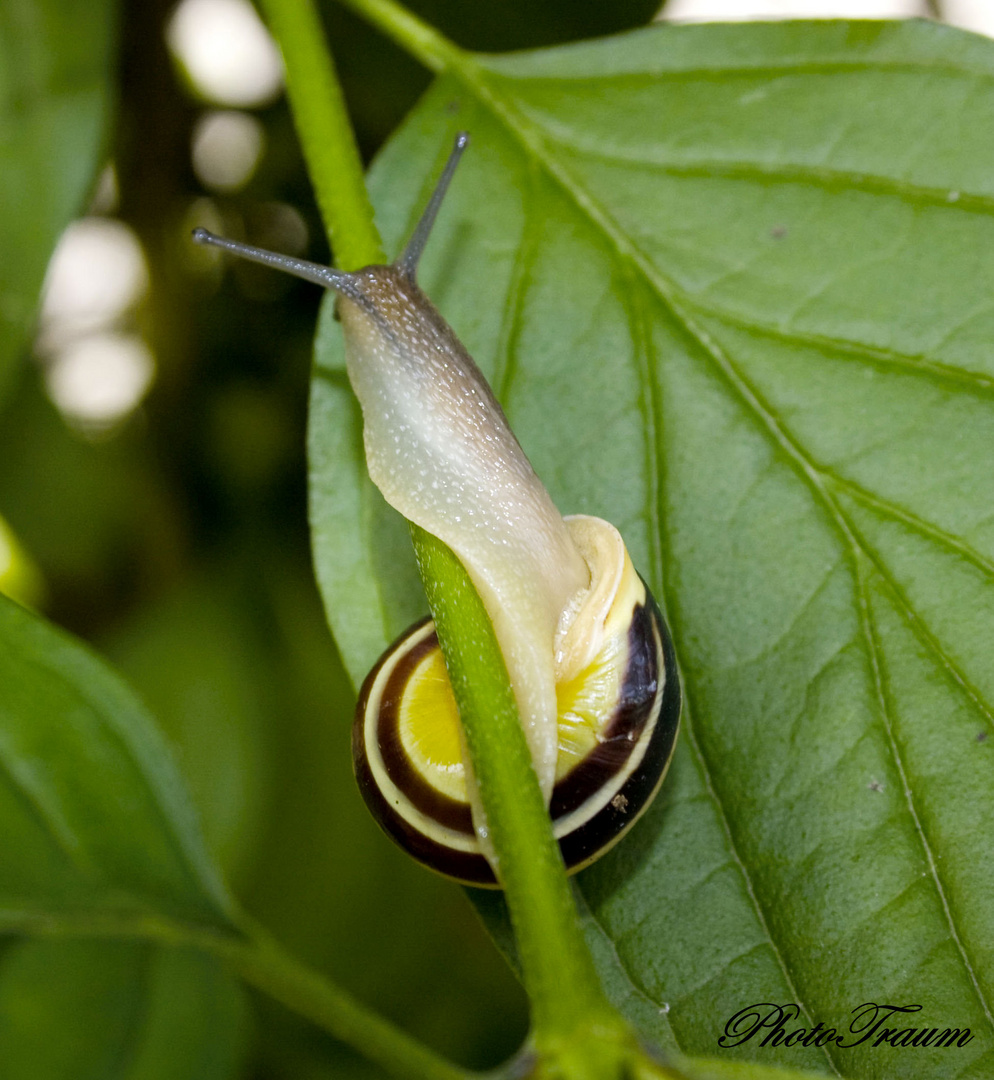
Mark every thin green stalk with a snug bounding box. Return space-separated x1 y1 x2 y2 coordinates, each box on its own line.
258 0 634 1064
257 0 383 268
330 0 464 72
412 526 620 1048
215 922 472 1080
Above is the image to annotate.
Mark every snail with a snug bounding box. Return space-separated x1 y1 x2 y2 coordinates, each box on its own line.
192 134 681 888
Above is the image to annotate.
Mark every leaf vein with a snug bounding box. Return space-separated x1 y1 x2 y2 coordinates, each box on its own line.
678 300 994 400
487 54 994 87
545 142 994 217
828 473 994 585
618 266 664 602
847 516 994 735
492 164 541 403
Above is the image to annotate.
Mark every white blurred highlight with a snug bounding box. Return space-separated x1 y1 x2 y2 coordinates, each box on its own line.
45 334 156 428
39 218 148 349
192 110 265 191
167 0 283 107
663 0 925 18
38 216 155 431
942 1 994 36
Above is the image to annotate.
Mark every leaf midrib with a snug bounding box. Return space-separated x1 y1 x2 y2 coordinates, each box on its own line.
621 271 839 1072
0 728 92 873
442 47 994 1046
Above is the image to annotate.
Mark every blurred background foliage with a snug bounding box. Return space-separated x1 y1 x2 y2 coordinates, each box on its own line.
0 0 664 1074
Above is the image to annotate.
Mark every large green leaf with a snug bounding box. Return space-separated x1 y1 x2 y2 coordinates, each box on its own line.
0 592 235 935
309 18 994 1077
0 0 117 402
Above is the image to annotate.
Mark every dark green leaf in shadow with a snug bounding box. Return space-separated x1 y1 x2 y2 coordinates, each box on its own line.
0 0 117 402
308 19 994 1078
102 571 274 886
0 369 178 637
0 593 235 935
0 937 248 1080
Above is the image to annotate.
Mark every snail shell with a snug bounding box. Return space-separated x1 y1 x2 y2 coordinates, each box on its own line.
355 515 680 887
192 134 681 886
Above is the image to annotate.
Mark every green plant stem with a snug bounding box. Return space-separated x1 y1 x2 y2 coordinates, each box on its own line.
260 0 633 1064
215 923 472 1080
333 0 464 72
412 526 621 1049
257 0 384 268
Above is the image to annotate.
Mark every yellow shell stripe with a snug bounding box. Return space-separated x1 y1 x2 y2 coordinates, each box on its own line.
552 611 666 852
357 621 481 856
355 538 675 885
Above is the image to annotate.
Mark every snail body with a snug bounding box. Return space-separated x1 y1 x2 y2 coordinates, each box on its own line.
193 134 681 887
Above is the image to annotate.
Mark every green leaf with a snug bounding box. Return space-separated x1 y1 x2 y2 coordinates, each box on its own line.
0 0 117 402
0 938 248 1080
309 18 994 1077
102 571 274 884
0 593 235 936
673 1062 847 1080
